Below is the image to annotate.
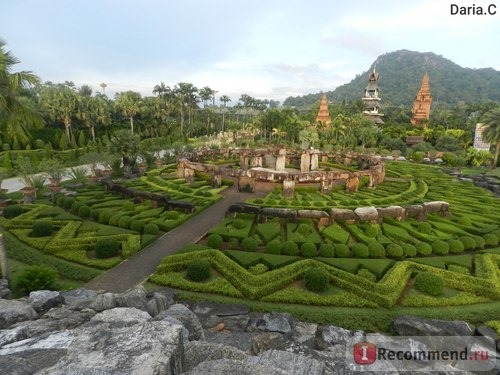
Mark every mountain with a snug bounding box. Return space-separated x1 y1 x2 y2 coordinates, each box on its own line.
283 50 500 110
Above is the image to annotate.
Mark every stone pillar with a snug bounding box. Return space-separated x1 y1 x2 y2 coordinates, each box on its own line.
238 176 255 192
283 179 295 199
0 234 9 283
251 155 263 167
345 176 359 193
368 173 376 188
300 152 311 173
275 148 286 172
321 178 333 193
176 160 186 178
310 151 319 171
185 168 195 184
212 174 222 188
240 154 249 170
321 155 329 163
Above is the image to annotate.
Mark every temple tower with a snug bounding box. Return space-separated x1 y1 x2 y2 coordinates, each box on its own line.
411 73 432 128
362 68 384 124
315 94 331 125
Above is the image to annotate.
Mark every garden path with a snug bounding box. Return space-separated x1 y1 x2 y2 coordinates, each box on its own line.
85 183 271 293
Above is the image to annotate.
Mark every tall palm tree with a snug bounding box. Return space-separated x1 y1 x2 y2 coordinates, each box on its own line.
219 95 231 132
115 91 142 134
482 107 500 168
0 39 42 144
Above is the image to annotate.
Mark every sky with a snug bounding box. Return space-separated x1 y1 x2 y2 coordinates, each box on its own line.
2 0 499 103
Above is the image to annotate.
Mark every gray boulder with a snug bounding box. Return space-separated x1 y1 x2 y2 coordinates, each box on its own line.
291 321 318 347
354 206 379 222
0 299 37 329
330 208 358 222
60 288 97 310
392 315 475 336
90 307 151 327
205 331 257 353
188 301 250 331
248 312 293 334
89 292 117 312
146 291 174 317
248 349 324 375
184 341 249 371
154 303 205 341
0 279 11 299
115 286 149 312
27 290 62 313
317 325 364 349
251 332 287 355
183 358 288 375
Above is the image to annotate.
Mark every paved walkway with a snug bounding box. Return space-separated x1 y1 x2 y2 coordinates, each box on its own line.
85 184 270 293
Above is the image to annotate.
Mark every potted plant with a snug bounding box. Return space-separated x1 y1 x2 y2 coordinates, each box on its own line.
39 159 66 187
15 157 39 202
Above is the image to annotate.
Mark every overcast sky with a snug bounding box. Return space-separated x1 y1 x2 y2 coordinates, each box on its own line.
2 0 499 103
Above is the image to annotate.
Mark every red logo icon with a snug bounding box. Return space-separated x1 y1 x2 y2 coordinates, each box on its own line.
353 342 377 364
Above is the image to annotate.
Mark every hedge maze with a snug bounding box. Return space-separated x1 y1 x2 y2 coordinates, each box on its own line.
151 162 500 314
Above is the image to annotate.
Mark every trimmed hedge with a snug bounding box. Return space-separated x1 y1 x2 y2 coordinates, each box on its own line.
130 220 146 233
77 205 91 218
350 243 369 258
118 216 133 229
3 205 23 219
144 223 160 235
483 233 499 247
416 242 432 256
460 236 476 251
266 240 282 255
334 244 350 258
432 240 449 255
414 272 444 296
319 243 334 257
282 241 299 256
304 267 329 292
241 238 257 252
186 259 211 282
207 233 223 249
402 243 417 257
447 239 464 254
31 221 53 237
367 241 385 258
301 242 317 258
386 244 404 259
95 238 120 259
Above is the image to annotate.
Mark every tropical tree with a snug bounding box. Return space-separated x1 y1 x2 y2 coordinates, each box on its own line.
108 129 141 174
199 86 215 108
0 39 43 144
115 91 142 134
481 107 500 167
76 93 110 142
219 95 231 132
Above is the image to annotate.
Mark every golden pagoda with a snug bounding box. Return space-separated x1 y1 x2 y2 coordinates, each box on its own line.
411 73 432 127
315 94 331 125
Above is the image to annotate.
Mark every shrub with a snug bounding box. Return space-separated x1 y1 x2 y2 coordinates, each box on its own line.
414 272 444 296
432 240 449 255
386 244 404 259
118 216 133 229
358 268 377 282
367 241 385 258
459 236 476 251
301 242 317 258
416 241 432 256
418 222 432 234
334 244 350 257
304 267 329 292
63 197 75 209
447 239 464 254
249 263 268 275
402 243 417 257
71 201 84 214
319 243 334 257
458 217 472 226
241 238 257 252
232 219 246 230
3 204 23 219
350 243 369 258
266 240 282 255
31 220 53 237
130 220 146 233
186 259 211 282
14 266 57 295
94 238 120 259
297 223 311 237
448 264 470 275
207 233 223 249
144 223 160 235
365 225 379 238
483 233 499 247
473 236 485 249
282 241 299 256
109 213 123 227
165 211 180 220
78 205 91 218
55 195 65 207
98 210 113 225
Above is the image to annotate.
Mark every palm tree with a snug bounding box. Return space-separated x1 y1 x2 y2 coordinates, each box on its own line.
219 95 231 132
0 39 42 144
199 86 213 108
482 107 500 168
115 91 142 134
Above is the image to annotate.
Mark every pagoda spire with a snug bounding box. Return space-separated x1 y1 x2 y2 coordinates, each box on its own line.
315 94 331 125
411 73 432 127
361 67 384 124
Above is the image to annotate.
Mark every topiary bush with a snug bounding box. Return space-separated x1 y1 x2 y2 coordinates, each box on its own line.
3 204 23 219
458 217 472 226
418 222 433 234
431 240 449 255
282 241 299 256
319 243 334 257
334 244 350 257
266 240 282 255
31 220 53 237
304 267 329 293
55 195 66 207
459 236 476 251
473 236 485 249
357 268 377 282
386 244 404 259
98 210 113 225
297 223 311 237
402 243 417 257
301 242 317 258
143 223 160 235
165 210 180 220
416 241 432 256
186 259 211 282
367 241 385 258
71 201 84 214
483 233 499 247
414 272 444 296
447 239 464 254
207 233 223 249
228 237 240 249
63 197 75 209
78 205 91 218
118 216 133 229
249 263 268 275
231 219 246 230
14 266 57 295
365 225 379 238
94 238 120 259
130 220 146 233
350 243 369 258
109 213 123 227
241 237 257 252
